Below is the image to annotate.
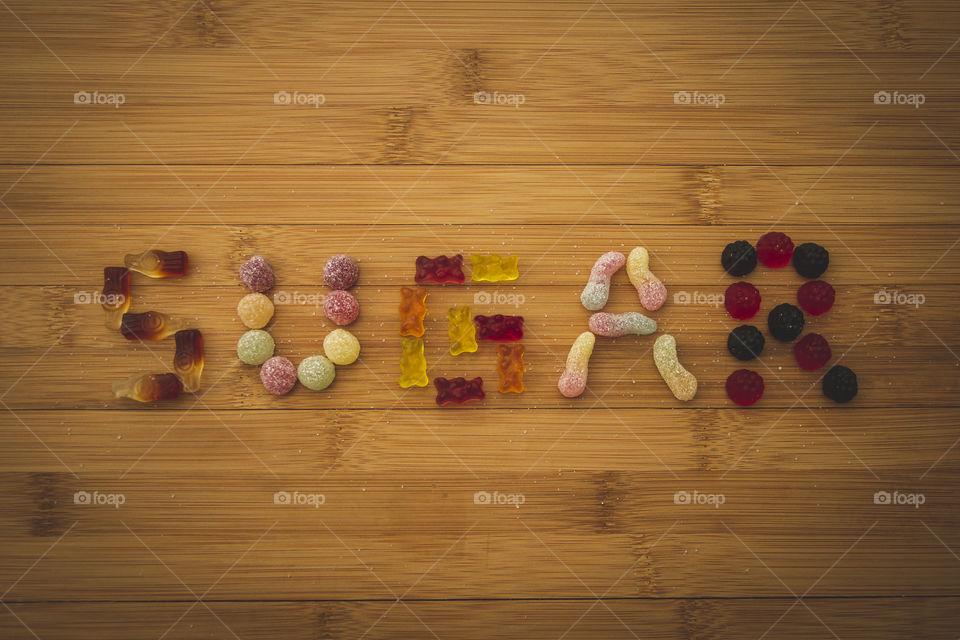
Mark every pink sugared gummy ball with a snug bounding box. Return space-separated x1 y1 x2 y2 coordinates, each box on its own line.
239 255 275 292
323 290 359 326
756 232 794 268
794 333 832 370
323 254 359 290
260 356 297 395
726 369 765 406
724 281 762 320
797 280 835 316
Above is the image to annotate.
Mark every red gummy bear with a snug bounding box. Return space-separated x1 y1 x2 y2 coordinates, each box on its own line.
797 280 835 315
756 232 794 268
434 376 485 406
726 369 765 406
724 282 762 320
474 314 524 341
415 255 465 284
794 333 832 370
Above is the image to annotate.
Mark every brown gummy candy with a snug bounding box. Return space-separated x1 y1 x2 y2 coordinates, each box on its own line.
124 250 189 278
113 373 183 402
102 266 130 330
120 311 185 341
173 329 204 392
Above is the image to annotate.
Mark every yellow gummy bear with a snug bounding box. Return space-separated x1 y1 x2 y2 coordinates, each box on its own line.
470 254 519 282
398 337 429 388
447 306 479 356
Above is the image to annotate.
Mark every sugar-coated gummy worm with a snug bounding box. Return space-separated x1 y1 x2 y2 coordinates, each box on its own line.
557 331 595 398
627 247 667 312
653 334 697 401
470 254 519 282
398 286 428 337
398 337 429 388
580 251 626 311
588 311 657 337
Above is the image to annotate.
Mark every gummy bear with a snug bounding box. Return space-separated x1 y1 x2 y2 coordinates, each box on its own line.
399 286 428 337
120 311 185 341
474 314 523 341
447 306 478 356
796 280 835 316
173 329 204 392
124 250 188 278
415 255 465 284
724 282 762 320
102 266 130 330
113 373 183 402
471 254 519 282
398 337 429 388
496 343 525 394
434 376 485 406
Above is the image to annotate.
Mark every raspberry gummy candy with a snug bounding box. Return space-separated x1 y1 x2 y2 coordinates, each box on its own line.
471 254 519 282
727 325 765 361
797 280 835 316
124 250 188 278
102 266 130 330
323 254 359 290
121 311 186 341
721 240 757 277
767 303 804 342
399 286 428 337
323 290 359 326
794 332 831 370
793 242 829 279
756 231 794 268
239 255 275 293
724 281 762 320
474 314 524 341
434 376 485 406
496 343 525 394
415 254 465 284
822 365 858 403
173 329 204 392
726 369 764 406
113 372 183 402
260 356 297 396
580 251 625 311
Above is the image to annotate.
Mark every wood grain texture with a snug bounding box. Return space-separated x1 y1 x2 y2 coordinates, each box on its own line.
1 0 959 637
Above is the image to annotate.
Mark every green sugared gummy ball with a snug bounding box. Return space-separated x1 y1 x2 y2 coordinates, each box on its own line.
237 329 275 365
297 355 336 391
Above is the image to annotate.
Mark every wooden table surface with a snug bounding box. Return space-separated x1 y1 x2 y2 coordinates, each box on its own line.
1 1 959 638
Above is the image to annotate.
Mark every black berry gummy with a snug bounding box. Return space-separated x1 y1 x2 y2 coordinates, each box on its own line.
793 242 830 279
822 365 858 403
721 240 757 277
727 325 765 361
767 303 805 342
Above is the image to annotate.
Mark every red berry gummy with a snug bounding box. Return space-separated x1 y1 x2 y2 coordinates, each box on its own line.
756 232 794 268
794 333 832 370
726 369 765 406
797 280 835 316
724 282 762 320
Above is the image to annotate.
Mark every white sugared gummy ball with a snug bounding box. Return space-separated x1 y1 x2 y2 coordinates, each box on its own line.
237 329 275 365
323 329 360 365
237 292 275 328
297 355 336 391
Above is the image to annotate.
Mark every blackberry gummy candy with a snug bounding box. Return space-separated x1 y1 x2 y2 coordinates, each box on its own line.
121 311 185 341
399 286 428 337
237 329 274 365
588 311 656 337
580 251 625 311
398 337 429 388
113 373 183 402
323 290 359 326
797 280 835 316
793 243 829 279
558 332 595 398
471 254 519 282
447 306 478 355
323 254 359 290
323 329 360 365
627 247 667 311
261 356 297 396
726 369 764 406
496 343 525 394
474 314 523 341
653 334 698 401
173 329 204 392
102 266 130 330
435 376 485 406
823 365 858 403
756 232 794 268
298 355 336 391
124 250 188 278
767 303 804 342
727 325 765 361
721 240 757 277
794 332 831 370
415 254 465 284
724 282 762 320
239 255 275 292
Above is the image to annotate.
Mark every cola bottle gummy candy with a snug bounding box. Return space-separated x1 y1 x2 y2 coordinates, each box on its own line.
113 373 183 402
173 329 204 392
124 250 188 278
120 311 186 341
